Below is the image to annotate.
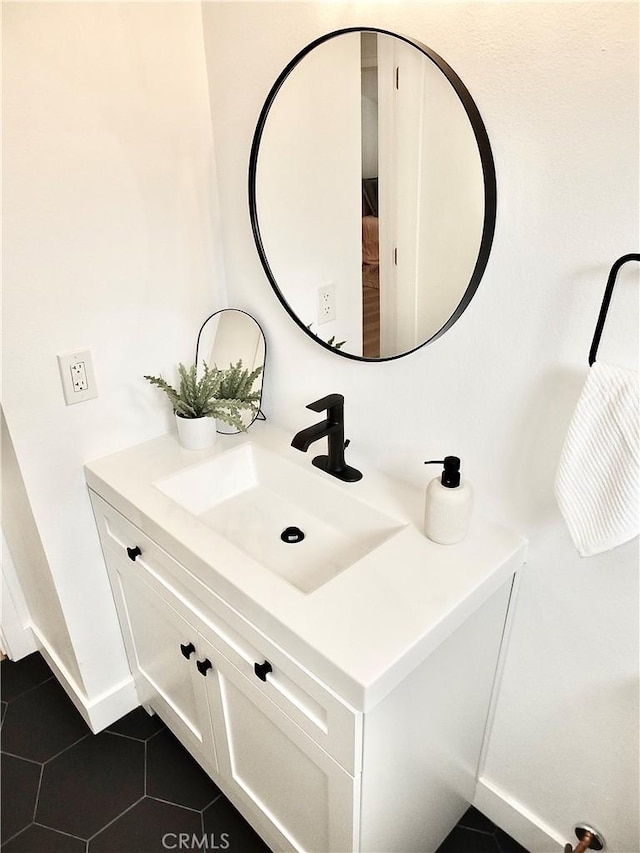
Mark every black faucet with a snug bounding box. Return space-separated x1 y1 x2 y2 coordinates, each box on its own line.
291 394 362 482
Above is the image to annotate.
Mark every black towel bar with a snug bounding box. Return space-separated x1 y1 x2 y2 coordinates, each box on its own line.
588 253 640 366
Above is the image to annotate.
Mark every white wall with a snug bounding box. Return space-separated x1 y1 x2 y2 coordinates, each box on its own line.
3 2 224 720
202 3 638 851
2 409 78 674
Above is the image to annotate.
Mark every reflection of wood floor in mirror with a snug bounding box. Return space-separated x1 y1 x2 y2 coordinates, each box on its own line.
362 272 380 359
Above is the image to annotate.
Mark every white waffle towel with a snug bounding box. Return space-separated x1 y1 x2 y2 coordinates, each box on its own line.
555 362 639 556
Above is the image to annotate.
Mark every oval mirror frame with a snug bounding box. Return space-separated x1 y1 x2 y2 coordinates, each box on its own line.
195 308 267 434
249 27 497 362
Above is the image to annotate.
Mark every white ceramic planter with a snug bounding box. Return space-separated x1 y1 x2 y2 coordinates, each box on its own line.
175 414 217 450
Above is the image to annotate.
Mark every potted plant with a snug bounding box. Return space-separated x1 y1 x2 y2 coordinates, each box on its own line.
144 360 262 450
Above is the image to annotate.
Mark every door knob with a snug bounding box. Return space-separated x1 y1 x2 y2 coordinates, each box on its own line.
565 825 605 852
127 546 142 561
196 658 212 677
180 642 195 659
254 660 272 682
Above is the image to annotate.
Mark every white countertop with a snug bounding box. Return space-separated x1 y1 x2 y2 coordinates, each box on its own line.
85 422 526 712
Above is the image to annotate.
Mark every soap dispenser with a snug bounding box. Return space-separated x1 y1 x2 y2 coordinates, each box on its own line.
423 456 473 545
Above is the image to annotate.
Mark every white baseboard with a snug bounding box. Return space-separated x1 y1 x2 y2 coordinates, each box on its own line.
474 777 565 853
31 624 139 734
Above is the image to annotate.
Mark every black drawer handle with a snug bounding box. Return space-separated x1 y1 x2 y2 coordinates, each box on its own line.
196 658 212 677
254 660 272 682
127 546 142 561
180 642 195 660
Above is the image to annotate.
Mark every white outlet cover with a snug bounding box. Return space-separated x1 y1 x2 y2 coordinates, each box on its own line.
57 350 98 405
317 283 336 325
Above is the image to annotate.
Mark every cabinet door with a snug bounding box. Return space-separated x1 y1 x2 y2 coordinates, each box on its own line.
115 565 218 775
202 643 359 853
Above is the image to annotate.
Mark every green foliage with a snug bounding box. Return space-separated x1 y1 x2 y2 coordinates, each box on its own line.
144 360 262 432
306 323 347 350
326 335 346 350
217 360 263 403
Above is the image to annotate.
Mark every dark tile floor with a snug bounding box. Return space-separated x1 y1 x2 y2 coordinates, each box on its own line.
1 653 529 853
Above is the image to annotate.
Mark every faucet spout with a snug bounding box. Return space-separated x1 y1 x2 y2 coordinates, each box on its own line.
291 420 339 452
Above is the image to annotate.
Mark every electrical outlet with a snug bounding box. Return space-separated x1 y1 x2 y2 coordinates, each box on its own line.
57 350 98 405
317 284 336 325
70 361 88 392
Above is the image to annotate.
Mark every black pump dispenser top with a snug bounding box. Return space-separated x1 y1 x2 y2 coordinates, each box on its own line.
424 456 461 488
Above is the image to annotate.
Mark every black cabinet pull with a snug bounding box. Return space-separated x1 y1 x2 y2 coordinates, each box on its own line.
254 660 272 682
196 658 212 677
180 642 195 659
127 546 142 561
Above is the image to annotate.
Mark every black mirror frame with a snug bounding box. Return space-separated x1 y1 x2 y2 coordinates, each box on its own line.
248 26 497 362
194 308 267 434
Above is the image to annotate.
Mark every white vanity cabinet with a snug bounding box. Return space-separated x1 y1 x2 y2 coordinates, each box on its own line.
85 428 526 853
92 491 360 853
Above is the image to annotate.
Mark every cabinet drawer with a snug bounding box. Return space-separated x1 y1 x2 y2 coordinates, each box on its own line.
90 490 362 774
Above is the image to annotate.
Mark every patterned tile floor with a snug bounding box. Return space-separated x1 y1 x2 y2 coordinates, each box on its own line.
1 653 529 853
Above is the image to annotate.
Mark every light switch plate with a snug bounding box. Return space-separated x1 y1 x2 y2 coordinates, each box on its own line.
57 350 98 405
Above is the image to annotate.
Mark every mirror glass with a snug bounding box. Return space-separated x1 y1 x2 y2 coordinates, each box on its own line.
195 309 266 433
249 28 496 361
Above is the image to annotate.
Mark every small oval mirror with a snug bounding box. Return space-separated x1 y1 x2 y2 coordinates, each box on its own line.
195 309 266 434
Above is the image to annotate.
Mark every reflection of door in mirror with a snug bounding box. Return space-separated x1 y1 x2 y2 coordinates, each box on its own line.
377 35 485 358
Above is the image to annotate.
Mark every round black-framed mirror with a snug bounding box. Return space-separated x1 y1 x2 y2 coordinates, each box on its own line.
249 27 496 361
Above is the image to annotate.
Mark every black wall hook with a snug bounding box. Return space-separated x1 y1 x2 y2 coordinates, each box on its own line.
588 253 640 366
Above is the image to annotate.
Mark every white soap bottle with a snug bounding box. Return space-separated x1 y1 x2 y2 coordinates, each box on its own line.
423 456 473 545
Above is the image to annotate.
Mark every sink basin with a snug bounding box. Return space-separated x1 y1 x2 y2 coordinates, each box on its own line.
154 442 405 593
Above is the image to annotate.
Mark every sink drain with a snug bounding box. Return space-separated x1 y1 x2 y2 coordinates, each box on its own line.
281 526 305 544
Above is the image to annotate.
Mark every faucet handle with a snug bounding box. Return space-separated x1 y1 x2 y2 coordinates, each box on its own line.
306 393 344 413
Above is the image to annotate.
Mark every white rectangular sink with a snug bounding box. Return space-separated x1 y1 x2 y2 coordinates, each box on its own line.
154 443 405 594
